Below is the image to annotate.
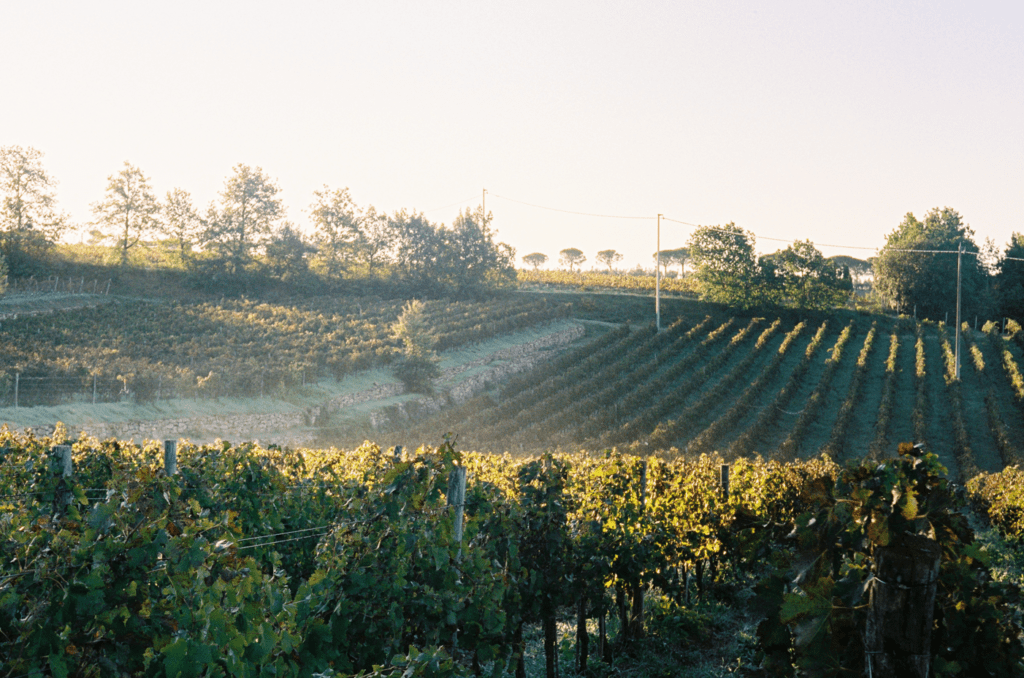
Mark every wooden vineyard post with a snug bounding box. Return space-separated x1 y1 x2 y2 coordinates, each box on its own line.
92 374 97 404
56 445 73 477
630 459 648 639
447 465 467 544
445 465 467 653
13 373 18 408
720 464 730 500
864 534 942 678
164 440 177 475
53 444 73 510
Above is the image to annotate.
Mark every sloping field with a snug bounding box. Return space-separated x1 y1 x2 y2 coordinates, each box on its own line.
379 314 1024 481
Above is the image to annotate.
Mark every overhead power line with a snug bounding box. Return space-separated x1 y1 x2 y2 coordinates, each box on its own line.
423 195 481 213
489 193 654 220
490 191 1024 261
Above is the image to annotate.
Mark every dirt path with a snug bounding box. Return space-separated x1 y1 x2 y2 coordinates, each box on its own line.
957 333 1005 473
0 291 116 320
671 329 789 450
710 330 816 455
887 332 918 447
921 334 959 479
982 338 1024 459
838 329 890 462
754 326 843 456
799 327 866 459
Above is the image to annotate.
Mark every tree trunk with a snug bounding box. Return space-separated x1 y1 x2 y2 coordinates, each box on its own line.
630 583 645 639
576 597 588 674
544 609 558 678
864 534 942 678
514 622 525 678
616 584 629 642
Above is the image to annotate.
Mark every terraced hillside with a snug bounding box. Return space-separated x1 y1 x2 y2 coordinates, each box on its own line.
375 315 1024 481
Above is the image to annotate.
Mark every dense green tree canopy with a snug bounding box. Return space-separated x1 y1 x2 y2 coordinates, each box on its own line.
996 233 1024 322
264 223 314 283
436 206 515 292
688 223 768 308
873 208 985 319
772 240 852 310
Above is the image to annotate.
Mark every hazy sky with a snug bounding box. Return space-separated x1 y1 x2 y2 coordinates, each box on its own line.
3 1 1022 269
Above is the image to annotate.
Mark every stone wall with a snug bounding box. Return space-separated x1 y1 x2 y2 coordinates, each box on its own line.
61 323 585 445
368 323 584 430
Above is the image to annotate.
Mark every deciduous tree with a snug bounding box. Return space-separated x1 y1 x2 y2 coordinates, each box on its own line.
161 188 203 264
559 248 586 272
91 161 160 265
772 239 852 310
688 223 771 308
392 299 440 393
0 145 68 274
873 208 985 319
996 233 1024 322
206 164 283 274
310 186 360 278
264 223 314 283
437 206 515 291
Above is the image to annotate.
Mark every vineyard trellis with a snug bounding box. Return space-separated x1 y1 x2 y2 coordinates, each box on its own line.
2 429 1023 676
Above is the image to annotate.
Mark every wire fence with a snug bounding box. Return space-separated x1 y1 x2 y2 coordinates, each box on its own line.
2 276 112 296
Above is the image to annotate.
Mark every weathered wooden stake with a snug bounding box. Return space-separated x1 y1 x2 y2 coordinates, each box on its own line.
105 279 111 295
13 373 18 408
53 444 73 510
56 445 73 477
92 374 97 404
630 459 648 639
864 534 942 678
720 463 730 500
447 465 467 543
164 440 177 475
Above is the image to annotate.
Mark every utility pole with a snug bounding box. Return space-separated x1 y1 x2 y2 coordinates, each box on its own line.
954 242 963 381
482 188 486 226
656 214 662 331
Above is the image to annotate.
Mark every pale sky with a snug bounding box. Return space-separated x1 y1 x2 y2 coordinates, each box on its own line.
3 1 1022 270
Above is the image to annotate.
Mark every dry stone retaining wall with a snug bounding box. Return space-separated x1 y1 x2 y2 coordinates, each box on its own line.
52 323 585 445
